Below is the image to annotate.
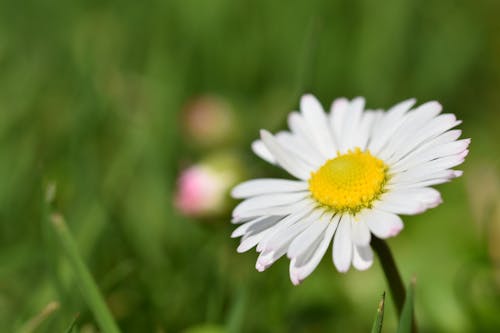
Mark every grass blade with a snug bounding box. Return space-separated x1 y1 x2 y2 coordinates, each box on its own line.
51 213 121 333
19 301 60 333
371 292 386 333
64 313 80 333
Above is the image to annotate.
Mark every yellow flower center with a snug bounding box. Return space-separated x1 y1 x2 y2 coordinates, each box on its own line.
308 148 388 214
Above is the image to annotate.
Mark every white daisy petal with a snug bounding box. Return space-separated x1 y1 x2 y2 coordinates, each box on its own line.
397 115 462 161
340 97 365 152
389 169 460 186
391 137 470 172
391 187 443 209
256 205 314 252
289 216 338 284
333 215 353 273
251 140 276 164
237 220 284 253
361 209 404 238
300 94 337 157
263 218 312 255
233 197 313 220
237 232 268 253
412 114 462 143
287 211 330 259
231 178 308 199
231 215 255 224
368 98 416 154
329 97 350 152
287 112 325 157
386 113 462 164
231 216 282 238
260 130 312 180
390 152 468 185
389 172 461 189
232 192 308 218
237 208 313 254
375 191 427 215
354 110 379 150
378 101 443 161
352 245 374 271
351 217 371 246
276 131 324 167
256 248 287 272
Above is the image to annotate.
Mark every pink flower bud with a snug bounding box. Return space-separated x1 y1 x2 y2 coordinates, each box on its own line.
174 162 237 218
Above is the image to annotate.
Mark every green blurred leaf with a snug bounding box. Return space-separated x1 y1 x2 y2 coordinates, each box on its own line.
225 287 247 333
183 324 226 333
51 214 121 333
371 292 385 333
397 278 416 333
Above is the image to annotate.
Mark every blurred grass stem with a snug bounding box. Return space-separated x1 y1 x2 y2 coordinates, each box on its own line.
51 213 121 333
19 301 60 333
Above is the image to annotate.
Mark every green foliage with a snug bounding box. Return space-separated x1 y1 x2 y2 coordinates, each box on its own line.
64 314 79 333
397 279 416 333
51 213 121 333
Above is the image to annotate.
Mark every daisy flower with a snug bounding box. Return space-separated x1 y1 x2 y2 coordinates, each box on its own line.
230 95 470 285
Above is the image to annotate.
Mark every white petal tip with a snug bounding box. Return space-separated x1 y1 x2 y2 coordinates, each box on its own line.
231 229 242 238
388 225 403 237
301 93 315 101
427 101 442 110
289 267 303 285
355 261 374 271
454 170 464 177
332 97 348 105
259 129 270 139
230 187 239 199
337 267 350 273
255 262 266 272
237 243 251 253
427 199 443 209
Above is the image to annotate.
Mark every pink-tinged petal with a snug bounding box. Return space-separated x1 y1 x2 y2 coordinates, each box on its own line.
289 218 337 285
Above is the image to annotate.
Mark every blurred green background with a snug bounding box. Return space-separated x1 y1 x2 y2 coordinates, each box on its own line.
1 0 499 332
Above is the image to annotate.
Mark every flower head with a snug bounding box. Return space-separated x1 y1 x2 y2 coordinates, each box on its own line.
231 95 470 285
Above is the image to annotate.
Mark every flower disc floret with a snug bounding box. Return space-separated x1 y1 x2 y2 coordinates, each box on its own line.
308 148 388 213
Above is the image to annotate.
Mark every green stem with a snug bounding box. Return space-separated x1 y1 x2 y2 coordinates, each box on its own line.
371 237 417 333
51 213 121 333
371 237 406 316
